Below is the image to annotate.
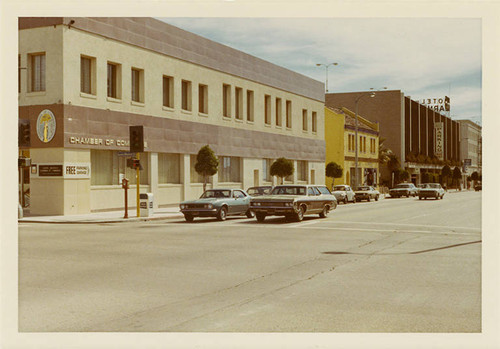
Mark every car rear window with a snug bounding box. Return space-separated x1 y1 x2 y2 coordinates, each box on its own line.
317 186 331 195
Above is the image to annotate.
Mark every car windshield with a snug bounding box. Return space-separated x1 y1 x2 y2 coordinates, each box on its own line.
418 184 427 188
357 186 370 191
428 184 441 189
271 186 307 195
395 184 411 188
200 190 231 198
333 186 346 191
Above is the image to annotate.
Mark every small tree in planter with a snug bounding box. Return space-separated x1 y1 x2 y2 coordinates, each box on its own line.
326 162 343 188
194 145 219 192
270 157 294 184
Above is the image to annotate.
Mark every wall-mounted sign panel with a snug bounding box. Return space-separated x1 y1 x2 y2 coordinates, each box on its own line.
435 122 444 160
32 163 91 179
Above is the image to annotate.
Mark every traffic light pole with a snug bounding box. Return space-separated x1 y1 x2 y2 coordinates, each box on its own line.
136 152 140 218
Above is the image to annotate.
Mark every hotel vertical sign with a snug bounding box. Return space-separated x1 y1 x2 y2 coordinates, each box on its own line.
435 122 444 160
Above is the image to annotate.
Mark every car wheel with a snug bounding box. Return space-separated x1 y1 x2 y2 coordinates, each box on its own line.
216 206 227 221
184 214 194 222
375 195 379 201
319 204 329 218
344 197 348 204
256 213 266 222
245 209 255 218
294 205 305 222
419 196 422 200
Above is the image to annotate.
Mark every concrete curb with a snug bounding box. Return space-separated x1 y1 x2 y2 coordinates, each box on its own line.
19 214 185 224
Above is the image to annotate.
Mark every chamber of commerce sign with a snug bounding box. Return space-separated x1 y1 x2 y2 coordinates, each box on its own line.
435 122 444 160
420 96 450 112
69 137 147 148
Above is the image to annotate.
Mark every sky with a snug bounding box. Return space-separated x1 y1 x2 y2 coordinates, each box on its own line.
160 17 482 125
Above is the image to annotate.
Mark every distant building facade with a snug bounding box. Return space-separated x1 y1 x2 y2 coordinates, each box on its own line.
325 107 379 188
19 17 326 215
326 90 461 186
458 119 482 185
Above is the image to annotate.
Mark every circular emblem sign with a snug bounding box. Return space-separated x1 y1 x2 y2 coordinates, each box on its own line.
36 109 56 143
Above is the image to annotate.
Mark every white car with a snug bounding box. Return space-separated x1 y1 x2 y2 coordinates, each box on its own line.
332 184 356 204
418 183 445 200
354 186 380 202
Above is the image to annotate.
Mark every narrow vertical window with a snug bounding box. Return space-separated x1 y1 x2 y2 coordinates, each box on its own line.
199 84 208 114
107 62 120 99
276 98 282 127
182 80 192 111
264 95 271 125
163 76 174 108
81 56 96 95
312 111 317 133
131 68 144 103
30 53 46 92
247 90 254 122
235 87 243 120
302 109 308 131
286 100 292 128
223 84 231 117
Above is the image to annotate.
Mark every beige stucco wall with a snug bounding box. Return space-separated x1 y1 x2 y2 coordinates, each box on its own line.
61 27 324 141
19 26 64 106
30 148 91 215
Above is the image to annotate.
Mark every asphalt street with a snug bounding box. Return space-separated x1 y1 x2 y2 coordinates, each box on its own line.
18 190 481 332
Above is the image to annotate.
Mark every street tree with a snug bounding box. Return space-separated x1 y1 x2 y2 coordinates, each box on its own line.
453 167 462 189
441 165 452 187
325 161 343 187
194 145 219 192
378 137 392 165
270 157 294 184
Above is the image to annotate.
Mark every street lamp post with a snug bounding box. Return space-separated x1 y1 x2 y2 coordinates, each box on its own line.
353 87 387 189
354 93 374 189
316 62 338 93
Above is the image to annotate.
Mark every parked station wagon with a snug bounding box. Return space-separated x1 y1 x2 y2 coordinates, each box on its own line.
180 189 254 222
250 185 337 222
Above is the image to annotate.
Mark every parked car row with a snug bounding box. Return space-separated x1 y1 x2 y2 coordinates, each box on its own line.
179 182 446 223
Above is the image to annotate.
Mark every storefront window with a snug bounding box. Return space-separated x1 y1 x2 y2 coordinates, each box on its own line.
91 150 149 185
158 153 180 184
297 160 307 181
219 156 241 183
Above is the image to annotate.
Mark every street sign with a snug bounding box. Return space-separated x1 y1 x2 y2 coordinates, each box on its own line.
118 152 135 157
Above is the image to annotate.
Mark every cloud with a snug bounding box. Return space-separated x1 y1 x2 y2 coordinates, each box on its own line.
160 17 481 121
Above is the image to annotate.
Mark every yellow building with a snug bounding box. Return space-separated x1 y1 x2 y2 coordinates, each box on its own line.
342 107 380 188
325 107 380 189
324 107 345 189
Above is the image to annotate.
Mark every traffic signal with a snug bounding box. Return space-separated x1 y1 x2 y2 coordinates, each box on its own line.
19 119 31 147
129 125 144 153
126 157 142 170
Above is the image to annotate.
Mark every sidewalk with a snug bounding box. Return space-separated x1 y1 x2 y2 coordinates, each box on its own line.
18 206 184 224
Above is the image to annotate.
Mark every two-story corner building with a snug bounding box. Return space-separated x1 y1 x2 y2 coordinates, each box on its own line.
18 17 326 216
326 90 460 185
458 119 482 186
324 107 379 189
